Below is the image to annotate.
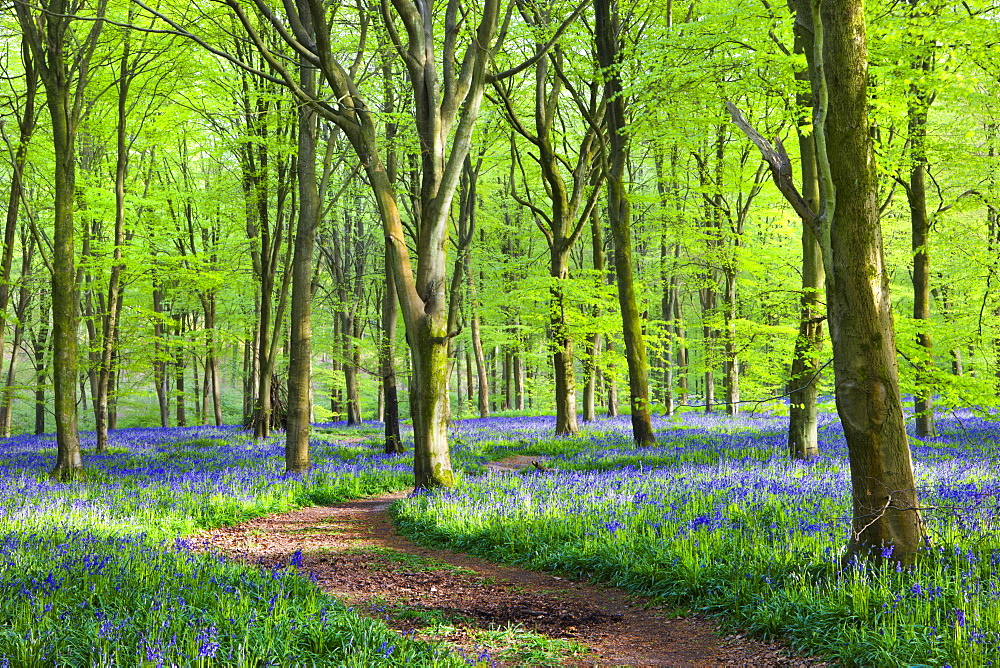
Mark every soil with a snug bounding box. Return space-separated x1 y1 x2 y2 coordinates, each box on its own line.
191 456 834 667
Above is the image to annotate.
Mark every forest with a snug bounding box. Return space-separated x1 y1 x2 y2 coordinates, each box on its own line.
1 0 999 665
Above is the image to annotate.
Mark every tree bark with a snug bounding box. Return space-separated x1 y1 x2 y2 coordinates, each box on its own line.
788 0 826 460
551 249 579 435
46 83 83 476
821 0 925 563
906 27 936 438
33 316 49 435
285 9 318 473
95 33 131 453
595 0 656 445
382 251 403 453
175 316 186 427
583 201 604 422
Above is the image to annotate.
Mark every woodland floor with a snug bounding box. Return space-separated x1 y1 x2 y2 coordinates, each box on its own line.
191 455 835 667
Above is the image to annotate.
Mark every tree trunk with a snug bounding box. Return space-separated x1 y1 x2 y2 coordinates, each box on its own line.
552 249 580 434
787 0 826 459
0 42 36 422
722 268 740 416
514 348 526 410
95 41 131 453
209 312 223 426
594 0 655 445
382 252 403 453
503 348 513 411
465 349 474 409
470 276 490 418
153 286 170 428
33 320 49 435
821 0 925 563
907 60 936 438
660 237 675 416
48 84 83 477
673 277 689 405
175 317 186 427
0 280 29 437
0 234 33 437
583 203 605 422
285 21 317 473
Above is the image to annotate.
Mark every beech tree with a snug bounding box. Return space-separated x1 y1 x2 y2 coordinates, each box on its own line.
730 0 926 563
14 0 108 479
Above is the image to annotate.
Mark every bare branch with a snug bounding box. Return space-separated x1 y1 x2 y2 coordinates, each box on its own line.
726 101 818 235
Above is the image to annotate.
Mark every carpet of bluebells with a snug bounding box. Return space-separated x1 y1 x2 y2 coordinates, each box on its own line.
0 424 460 666
5 410 1000 666
395 409 1000 668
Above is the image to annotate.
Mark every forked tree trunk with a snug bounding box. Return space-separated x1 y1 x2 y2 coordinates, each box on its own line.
732 0 926 563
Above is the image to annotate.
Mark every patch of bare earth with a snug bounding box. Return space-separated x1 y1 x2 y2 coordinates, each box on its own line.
191 456 833 667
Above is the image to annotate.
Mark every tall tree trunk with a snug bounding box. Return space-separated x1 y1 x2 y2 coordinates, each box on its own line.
605 342 619 417
820 0 925 563
33 318 49 435
672 275 689 405
583 204 604 422
594 0 656 445
95 36 131 453
514 347 526 410
503 348 513 411
207 300 223 426
343 314 361 425
382 252 403 453
47 83 83 477
465 349 474 409
906 31 936 438
16 0 108 478
660 237 675 416
788 0 826 460
285 16 318 473
152 283 170 427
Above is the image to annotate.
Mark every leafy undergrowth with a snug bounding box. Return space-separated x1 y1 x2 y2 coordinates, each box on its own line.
0 424 466 666
396 410 1000 668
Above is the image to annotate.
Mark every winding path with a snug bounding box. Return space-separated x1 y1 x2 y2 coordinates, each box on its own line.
192 461 831 667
